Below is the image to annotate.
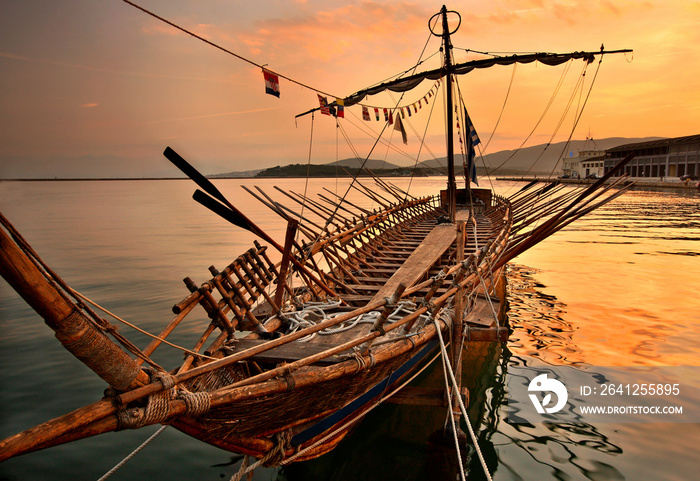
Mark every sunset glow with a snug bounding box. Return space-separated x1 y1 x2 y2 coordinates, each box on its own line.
1 1 698 178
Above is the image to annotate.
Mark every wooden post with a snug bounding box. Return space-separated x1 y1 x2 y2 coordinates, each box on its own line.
275 219 298 308
451 222 466 427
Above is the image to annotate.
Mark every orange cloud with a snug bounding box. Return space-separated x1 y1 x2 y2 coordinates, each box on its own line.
219 1 436 63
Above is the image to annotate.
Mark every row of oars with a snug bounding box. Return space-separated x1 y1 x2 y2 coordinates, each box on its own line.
240 178 440 292
499 152 636 264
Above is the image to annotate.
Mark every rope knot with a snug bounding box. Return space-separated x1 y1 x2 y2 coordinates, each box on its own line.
179 391 211 417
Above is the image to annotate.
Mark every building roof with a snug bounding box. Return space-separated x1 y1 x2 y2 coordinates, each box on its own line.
581 155 606 162
607 134 700 153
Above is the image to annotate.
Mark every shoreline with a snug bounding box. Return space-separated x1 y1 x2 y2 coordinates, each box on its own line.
497 176 700 191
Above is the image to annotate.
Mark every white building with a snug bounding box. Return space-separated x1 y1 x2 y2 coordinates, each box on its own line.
561 140 605 178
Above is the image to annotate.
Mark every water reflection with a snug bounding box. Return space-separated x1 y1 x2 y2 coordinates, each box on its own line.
506 264 584 367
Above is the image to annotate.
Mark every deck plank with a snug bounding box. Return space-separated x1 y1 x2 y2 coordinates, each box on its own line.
369 223 456 302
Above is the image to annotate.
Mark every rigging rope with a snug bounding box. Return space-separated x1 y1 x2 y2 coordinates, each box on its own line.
547 52 606 180
301 27 439 252
488 59 575 177
122 0 340 101
72 290 217 361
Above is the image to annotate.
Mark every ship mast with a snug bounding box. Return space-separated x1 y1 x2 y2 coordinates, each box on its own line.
435 5 459 222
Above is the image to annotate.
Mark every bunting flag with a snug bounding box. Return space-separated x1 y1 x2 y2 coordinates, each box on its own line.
414 104 418 113
263 69 280 98
383 108 389 122
401 109 406 119
335 98 344 118
374 108 380 120
362 106 371 121
394 113 407 144
318 94 330 115
407 106 412 117
424 95 429 104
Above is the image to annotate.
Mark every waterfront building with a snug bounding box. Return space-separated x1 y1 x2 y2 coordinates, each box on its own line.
605 134 700 179
561 137 605 178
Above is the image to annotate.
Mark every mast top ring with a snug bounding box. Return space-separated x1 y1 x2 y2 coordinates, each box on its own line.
429 7 461 37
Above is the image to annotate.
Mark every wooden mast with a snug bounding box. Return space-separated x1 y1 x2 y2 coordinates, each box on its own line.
440 5 457 222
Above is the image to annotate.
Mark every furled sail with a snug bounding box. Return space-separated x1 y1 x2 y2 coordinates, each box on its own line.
343 49 631 106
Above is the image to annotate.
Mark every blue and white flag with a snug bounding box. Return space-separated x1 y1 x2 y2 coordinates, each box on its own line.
467 111 481 147
465 108 480 186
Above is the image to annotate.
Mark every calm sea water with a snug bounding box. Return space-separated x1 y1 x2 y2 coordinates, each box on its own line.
0 178 698 480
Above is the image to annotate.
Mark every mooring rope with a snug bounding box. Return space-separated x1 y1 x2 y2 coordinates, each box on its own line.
434 318 493 481
96 425 168 481
229 431 291 481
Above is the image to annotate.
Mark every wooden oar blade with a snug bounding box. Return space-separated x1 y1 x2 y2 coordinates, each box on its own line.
163 147 229 206
192 189 253 233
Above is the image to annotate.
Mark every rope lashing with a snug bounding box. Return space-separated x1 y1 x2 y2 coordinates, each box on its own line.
179 391 211 417
229 430 292 480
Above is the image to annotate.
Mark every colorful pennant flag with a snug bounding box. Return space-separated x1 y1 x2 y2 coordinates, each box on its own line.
335 98 344 118
394 113 407 144
374 108 380 121
383 108 389 122
262 69 280 98
318 94 330 115
362 106 370 121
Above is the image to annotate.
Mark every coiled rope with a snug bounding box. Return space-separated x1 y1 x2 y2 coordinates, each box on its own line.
285 300 429 341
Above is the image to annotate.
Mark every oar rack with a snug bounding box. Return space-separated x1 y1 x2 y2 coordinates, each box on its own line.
138 242 291 374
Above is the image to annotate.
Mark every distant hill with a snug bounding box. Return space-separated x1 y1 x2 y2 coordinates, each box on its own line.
254 163 426 178
210 169 263 178
325 158 401 170
419 137 664 175
214 137 664 177
213 158 400 178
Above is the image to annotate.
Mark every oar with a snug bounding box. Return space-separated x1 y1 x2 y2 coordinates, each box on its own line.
164 147 253 232
164 147 338 298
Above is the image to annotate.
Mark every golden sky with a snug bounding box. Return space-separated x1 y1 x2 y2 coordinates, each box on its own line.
1 0 698 178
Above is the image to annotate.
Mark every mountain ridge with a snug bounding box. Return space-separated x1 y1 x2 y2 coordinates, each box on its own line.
213 137 663 177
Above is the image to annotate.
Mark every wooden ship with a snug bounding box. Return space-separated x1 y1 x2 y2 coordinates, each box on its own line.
0 5 633 471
